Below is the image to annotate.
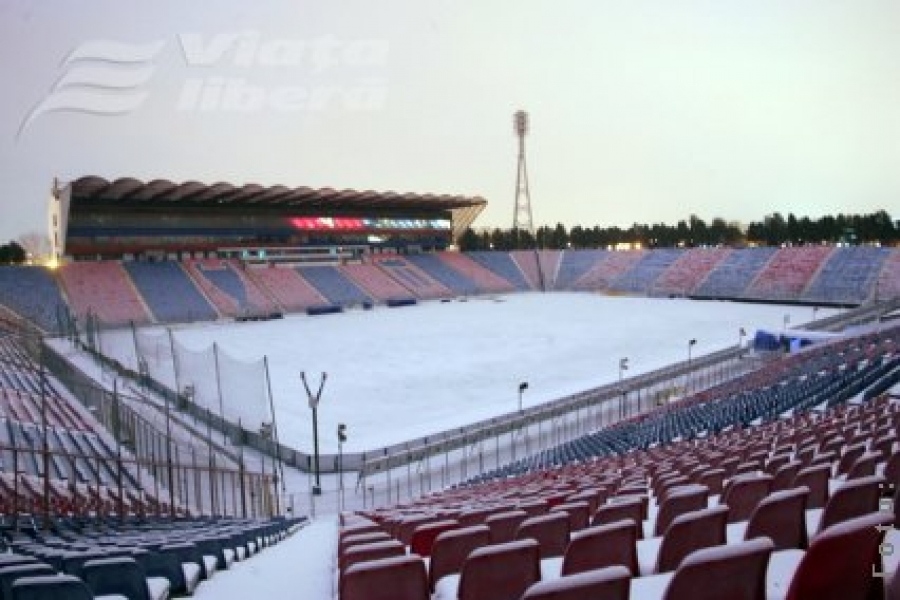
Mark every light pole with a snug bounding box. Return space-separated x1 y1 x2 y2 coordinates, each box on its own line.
301 372 327 496
337 423 347 511
783 314 790 331
686 339 697 393
518 382 528 412
618 358 628 418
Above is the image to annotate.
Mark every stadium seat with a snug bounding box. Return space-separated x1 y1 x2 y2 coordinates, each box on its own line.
592 496 645 538
0 564 56 600
515 511 570 559
558 519 639 577
792 464 830 509
82 556 165 600
549 501 591 532
766 511 891 600
410 520 459 558
340 540 405 575
11 574 93 600
631 537 774 600
652 484 709 537
722 474 772 523
485 510 529 544
341 555 429 600
807 475 883 536
428 525 491 592
434 539 541 600
522 565 631 600
739 487 810 550
639 505 729 575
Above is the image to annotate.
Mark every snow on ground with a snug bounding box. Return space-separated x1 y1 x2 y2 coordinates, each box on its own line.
94 293 836 454
193 517 337 600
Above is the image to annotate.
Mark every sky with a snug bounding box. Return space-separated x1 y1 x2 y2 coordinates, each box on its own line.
1 1 899 243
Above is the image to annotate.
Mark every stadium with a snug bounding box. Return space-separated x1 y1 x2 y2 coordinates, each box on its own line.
0 169 898 600
3 4 900 599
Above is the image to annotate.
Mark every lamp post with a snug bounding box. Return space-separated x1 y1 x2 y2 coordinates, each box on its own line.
618 358 628 418
783 314 790 331
518 382 528 412
301 372 327 496
686 339 697 393
337 423 347 511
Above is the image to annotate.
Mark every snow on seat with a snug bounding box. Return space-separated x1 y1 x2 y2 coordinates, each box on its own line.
766 511 891 600
631 537 773 600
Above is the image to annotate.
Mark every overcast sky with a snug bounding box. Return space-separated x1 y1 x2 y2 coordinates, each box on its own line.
1 0 898 243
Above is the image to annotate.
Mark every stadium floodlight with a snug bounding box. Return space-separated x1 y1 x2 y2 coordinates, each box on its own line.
686 339 697 393
301 371 327 496
337 423 347 510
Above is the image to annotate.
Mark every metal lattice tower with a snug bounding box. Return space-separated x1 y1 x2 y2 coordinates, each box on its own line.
512 110 534 235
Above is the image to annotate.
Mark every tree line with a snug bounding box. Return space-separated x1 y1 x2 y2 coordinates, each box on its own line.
0 241 26 265
459 210 900 251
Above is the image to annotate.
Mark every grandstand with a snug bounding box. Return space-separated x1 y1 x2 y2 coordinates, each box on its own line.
338 324 900 600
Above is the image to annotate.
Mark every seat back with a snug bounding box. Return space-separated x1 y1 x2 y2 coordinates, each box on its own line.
663 537 773 600
655 485 709 537
0 565 55 600
550 502 591 532
457 539 540 600
656 506 728 574
819 475 883 533
340 540 405 575
592 497 644 538
515 512 570 559
410 520 459 558
785 512 891 600
11 574 93 600
698 469 726 495
141 549 185 596
884 452 900 488
561 519 638 576
517 499 549 517
428 525 490 591
792 464 830 509
82 557 150 600
339 531 392 557
771 461 802 493
847 452 881 480
342 555 428 600
523 565 630 600
486 510 529 544
397 515 439 545
722 474 772 523
744 487 809 550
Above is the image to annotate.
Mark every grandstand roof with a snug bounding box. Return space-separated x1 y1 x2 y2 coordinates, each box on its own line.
66 176 487 212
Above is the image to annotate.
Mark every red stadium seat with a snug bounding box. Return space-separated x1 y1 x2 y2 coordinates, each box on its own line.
341 555 428 600
522 565 630 600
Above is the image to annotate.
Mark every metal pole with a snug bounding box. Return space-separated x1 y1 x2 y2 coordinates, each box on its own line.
263 357 285 494
164 329 177 517
113 380 124 523
39 340 50 531
213 343 227 445
301 372 326 495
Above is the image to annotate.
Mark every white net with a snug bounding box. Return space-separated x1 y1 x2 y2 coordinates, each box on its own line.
172 339 218 413
170 338 270 432
134 329 176 388
218 346 270 432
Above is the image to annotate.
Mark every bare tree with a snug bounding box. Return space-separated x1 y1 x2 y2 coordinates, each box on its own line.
17 231 51 263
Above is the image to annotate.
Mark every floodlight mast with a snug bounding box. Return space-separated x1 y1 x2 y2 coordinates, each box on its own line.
512 110 534 237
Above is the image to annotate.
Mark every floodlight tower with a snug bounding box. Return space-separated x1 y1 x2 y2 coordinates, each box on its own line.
512 110 534 238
